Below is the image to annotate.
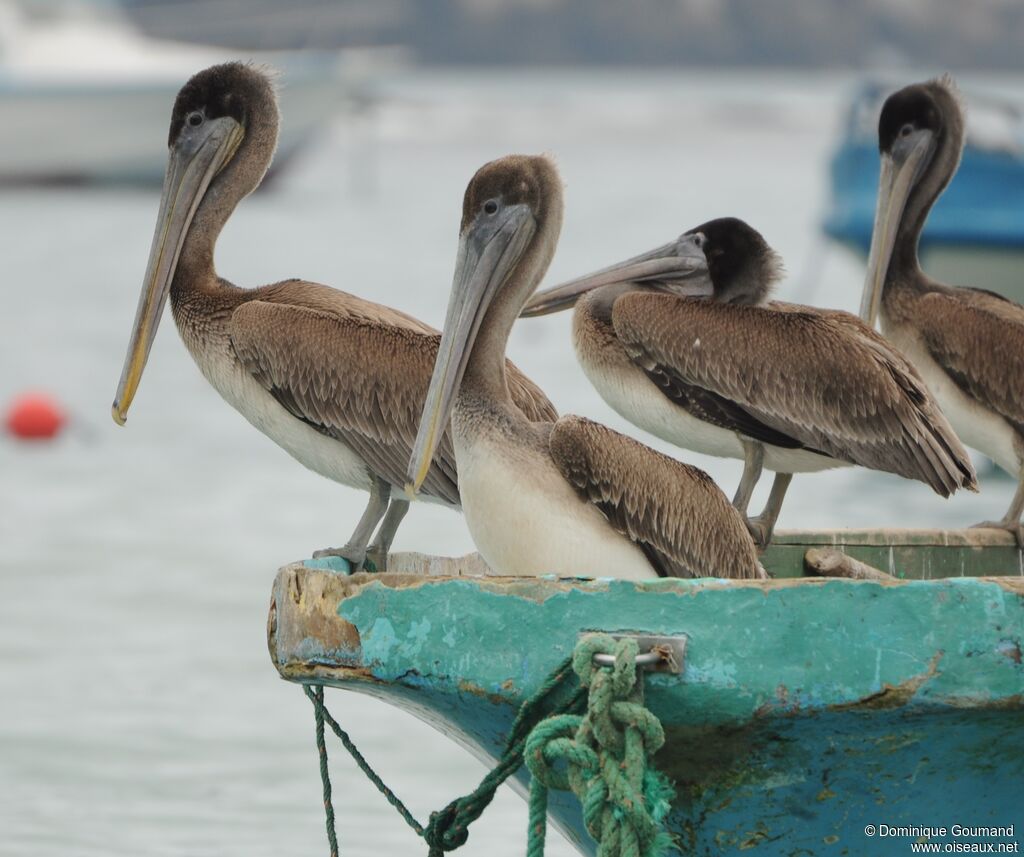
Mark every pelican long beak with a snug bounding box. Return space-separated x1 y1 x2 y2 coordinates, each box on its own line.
860 131 935 327
111 116 244 425
407 204 536 493
521 236 710 317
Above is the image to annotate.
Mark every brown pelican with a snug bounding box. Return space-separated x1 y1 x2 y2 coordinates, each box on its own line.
861 76 1024 543
406 155 764 580
111 62 556 570
522 216 977 544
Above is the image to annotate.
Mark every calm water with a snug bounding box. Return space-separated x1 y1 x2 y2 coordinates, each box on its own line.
0 69 1015 857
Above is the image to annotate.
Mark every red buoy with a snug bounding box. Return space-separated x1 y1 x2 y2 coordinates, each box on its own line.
5 392 67 440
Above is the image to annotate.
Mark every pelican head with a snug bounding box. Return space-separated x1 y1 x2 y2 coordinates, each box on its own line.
407 154 563 493
860 76 965 327
522 215 781 316
681 218 783 305
112 62 278 425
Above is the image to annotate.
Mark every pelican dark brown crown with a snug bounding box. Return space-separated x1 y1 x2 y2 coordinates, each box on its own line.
460 155 559 232
168 62 276 146
878 88 942 155
877 77 964 157
686 217 783 305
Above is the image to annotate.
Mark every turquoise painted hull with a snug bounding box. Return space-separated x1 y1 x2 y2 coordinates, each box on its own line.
269 558 1024 855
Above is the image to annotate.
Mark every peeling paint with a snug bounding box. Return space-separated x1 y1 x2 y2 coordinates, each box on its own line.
996 638 1022 664
404 618 432 656
269 562 1024 857
277 661 384 686
363 617 398 663
830 652 943 711
457 679 508 706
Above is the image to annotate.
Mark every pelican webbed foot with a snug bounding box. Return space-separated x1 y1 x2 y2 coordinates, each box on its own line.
969 519 1024 549
743 516 774 549
312 543 370 571
970 473 1024 547
363 499 411 572
743 472 794 549
362 548 387 573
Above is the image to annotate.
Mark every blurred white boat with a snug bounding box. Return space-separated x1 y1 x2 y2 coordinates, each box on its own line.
0 2 378 184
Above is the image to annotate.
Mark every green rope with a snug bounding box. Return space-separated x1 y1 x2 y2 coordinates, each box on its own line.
305 653 586 856
305 684 425 840
311 686 339 857
305 638 673 857
422 657 586 856
524 634 676 857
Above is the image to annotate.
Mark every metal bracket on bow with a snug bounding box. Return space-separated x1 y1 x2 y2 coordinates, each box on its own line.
581 632 687 675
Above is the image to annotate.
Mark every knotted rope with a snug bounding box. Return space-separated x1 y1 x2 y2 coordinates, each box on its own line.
305 635 674 857
306 654 585 856
420 657 585 856
524 634 676 857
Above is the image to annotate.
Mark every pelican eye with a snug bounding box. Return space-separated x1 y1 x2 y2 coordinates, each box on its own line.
899 122 914 138
187 111 204 127
693 233 705 249
483 199 499 215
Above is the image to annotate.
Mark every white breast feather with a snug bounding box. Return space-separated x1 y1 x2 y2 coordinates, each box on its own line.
884 321 1020 476
180 332 399 497
455 433 657 580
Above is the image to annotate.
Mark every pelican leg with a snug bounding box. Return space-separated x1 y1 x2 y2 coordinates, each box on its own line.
314 475 390 570
970 471 1024 548
732 439 765 515
365 499 410 572
746 472 793 548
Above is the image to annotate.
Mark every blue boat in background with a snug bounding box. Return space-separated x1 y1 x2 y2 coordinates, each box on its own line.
824 80 1024 300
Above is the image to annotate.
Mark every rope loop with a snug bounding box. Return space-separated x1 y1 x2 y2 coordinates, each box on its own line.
423 803 469 856
302 635 674 857
525 633 675 857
